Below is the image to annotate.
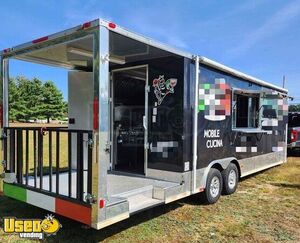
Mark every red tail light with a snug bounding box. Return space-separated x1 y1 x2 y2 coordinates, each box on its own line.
291 129 298 142
93 97 99 130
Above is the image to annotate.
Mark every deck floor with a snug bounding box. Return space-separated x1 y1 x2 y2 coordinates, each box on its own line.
24 171 178 201
107 172 178 196
25 171 87 199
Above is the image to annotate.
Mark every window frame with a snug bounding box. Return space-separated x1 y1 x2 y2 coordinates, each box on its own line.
231 88 262 130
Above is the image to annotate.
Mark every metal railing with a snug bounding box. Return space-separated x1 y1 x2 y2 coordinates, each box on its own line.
2 127 93 204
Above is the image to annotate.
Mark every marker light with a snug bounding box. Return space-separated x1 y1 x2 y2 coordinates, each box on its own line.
99 199 105 208
108 22 116 29
82 21 92 29
32 36 49 44
93 97 99 130
3 48 11 53
291 129 298 142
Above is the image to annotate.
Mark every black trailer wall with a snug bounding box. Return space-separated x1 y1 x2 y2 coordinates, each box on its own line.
111 56 193 173
147 57 195 172
148 57 185 172
197 65 288 169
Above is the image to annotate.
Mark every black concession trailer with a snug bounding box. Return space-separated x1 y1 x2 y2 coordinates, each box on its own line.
0 19 289 229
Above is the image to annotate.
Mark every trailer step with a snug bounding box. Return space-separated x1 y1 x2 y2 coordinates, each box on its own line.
112 185 153 198
153 183 188 203
108 173 185 214
128 194 163 214
112 185 164 214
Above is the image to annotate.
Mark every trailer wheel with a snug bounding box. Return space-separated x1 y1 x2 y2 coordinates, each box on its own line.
221 163 239 195
202 168 223 204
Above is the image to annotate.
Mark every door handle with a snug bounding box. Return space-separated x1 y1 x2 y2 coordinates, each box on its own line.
143 116 147 130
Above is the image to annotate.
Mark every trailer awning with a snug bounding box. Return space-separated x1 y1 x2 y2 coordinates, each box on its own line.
14 35 94 70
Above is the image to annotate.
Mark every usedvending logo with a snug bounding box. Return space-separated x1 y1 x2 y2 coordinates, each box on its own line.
3 214 62 240
153 75 177 105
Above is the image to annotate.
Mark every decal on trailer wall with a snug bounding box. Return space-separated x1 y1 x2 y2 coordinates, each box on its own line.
152 75 177 105
262 95 288 126
198 78 231 121
150 141 179 158
152 102 158 123
235 135 258 153
260 95 288 153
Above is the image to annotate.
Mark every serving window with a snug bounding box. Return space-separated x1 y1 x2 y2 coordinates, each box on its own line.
232 91 260 128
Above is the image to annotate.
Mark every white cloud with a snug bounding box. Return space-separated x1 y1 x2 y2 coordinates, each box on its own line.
227 0 300 58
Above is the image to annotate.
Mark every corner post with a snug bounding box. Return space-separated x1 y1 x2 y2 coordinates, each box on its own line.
192 56 199 193
3 59 8 128
98 24 110 222
0 56 8 193
91 23 110 228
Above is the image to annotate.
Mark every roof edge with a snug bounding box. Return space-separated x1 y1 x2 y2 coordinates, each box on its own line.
199 56 288 94
0 18 289 95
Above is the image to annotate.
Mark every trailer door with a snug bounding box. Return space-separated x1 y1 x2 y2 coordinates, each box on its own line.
110 65 149 175
144 66 149 175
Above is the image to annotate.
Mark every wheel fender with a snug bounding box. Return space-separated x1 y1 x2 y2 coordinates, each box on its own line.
199 157 237 189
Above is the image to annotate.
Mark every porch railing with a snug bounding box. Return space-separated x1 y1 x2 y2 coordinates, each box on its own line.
2 127 93 204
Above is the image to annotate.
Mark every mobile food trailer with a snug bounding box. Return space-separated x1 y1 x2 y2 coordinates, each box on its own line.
0 19 288 229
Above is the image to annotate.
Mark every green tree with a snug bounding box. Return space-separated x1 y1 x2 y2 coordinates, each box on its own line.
289 104 300 112
8 77 67 123
9 77 29 121
40 81 66 123
28 78 44 120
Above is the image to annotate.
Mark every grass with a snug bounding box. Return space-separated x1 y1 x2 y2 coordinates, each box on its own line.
0 152 299 242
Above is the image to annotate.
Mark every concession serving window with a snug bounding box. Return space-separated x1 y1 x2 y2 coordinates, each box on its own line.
232 89 261 129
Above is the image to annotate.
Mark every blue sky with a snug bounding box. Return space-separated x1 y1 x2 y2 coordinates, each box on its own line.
1 0 300 103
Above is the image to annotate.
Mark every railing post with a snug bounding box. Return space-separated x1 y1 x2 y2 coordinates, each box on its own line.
25 130 29 185
0 56 4 193
56 131 60 194
38 130 43 189
16 129 23 184
49 131 52 192
87 132 93 194
33 130 37 188
76 132 84 201
68 132 72 197
3 128 7 171
9 129 15 173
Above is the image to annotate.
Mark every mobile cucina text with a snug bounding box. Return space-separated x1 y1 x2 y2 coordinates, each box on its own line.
204 129 223 148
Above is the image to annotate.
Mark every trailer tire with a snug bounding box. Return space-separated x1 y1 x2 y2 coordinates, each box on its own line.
221 163 239 195
202 168 223 204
